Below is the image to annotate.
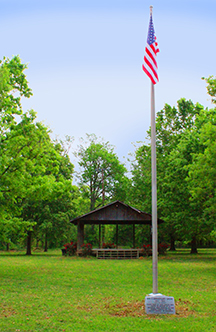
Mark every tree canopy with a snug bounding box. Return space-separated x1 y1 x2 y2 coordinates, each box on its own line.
131 95 216 252
0 56 76 253
75 134 129 211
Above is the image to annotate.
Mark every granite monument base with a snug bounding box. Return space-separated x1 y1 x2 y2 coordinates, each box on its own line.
145 293 175 314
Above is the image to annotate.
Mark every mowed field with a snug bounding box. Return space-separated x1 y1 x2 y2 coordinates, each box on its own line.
0 249 215 332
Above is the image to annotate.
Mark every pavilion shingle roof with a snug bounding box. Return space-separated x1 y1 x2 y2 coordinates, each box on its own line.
70 200 164 225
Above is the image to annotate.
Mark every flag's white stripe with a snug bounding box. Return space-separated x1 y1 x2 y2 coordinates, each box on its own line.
146 44 158 67
143 62 158 83
144 55 158 82
144 52 158 73
145 48 157 69
143 66 157 84
143 60 158 83
146 43 157 55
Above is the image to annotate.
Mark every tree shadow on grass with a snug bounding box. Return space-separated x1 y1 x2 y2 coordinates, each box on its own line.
158 250 216 266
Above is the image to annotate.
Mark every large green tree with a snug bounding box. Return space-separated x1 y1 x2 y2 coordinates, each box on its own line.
0 56 34 248
131 99 208 252
18 128 75 254
186 108 216 248
75 134 130 245
0 56 76 254
75 134 129 211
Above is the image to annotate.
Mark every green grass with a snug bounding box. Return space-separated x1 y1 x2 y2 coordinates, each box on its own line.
0 249 215 332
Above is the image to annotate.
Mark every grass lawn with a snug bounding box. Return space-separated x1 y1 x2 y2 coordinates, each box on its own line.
0 249 215 332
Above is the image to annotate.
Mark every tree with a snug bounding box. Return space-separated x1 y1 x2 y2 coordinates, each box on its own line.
202 76 216 105
131 99 207 252
0 56 76 254
0 56 32 127
75 134 128 211
0 56 34 248
75 134 129 246
18 122 77 255
186 108 216 248
0 108 75 254
155 99 202 251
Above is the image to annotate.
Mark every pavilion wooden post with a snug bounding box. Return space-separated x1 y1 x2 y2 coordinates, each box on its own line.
133 224 136 248
116 224 119 249
77 222 84 250
99 224 101 248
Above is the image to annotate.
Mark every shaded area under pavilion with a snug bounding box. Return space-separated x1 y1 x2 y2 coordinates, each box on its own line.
70 200 164 250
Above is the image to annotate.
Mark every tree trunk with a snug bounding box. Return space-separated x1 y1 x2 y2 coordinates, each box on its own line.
190 236 198 254
169 234 176 251
26 232 32 255
90 196 95 235
44 233 48 252
36 238 39 248
6 243 10 251
77 222 84 250
90 199 95 211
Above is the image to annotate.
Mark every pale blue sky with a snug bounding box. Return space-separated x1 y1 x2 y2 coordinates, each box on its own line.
1 0 216 171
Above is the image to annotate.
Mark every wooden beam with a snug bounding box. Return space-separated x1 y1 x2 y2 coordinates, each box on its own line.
133 224 135 248
77 222 84 250
99 224 101 248
116 224 118 249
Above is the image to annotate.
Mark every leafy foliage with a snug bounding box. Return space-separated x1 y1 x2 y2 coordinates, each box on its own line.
75 134 128 211
202 75 216 104
102 242 116 249
0 56 75 253
81 243 93 256
131 96 216 252
63 241 77 256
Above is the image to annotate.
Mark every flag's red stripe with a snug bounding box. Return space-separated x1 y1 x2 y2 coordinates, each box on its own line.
142 65 157 85
142 61 158 84
143 56 158 81
145 46 157 68
150 44 157 56
142 59 158 84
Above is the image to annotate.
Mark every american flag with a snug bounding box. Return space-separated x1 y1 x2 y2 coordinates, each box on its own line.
142 12 159 84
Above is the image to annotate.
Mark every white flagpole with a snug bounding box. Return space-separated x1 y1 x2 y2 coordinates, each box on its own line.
145 8 175 315
151 80 158 294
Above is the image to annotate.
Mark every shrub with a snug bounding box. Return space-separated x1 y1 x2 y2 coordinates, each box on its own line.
142 244 152 256
63 242 77 256
81 243 93 256
102 242 116 249
158 242 169 254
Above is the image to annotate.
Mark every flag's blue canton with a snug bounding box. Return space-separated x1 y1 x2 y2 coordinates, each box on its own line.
147 16 155 45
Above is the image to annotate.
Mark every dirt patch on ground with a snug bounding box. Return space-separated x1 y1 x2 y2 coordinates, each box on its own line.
105 299 196 318
76 298 196 318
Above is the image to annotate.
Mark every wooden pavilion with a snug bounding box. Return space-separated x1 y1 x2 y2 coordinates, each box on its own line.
70 201 164 257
